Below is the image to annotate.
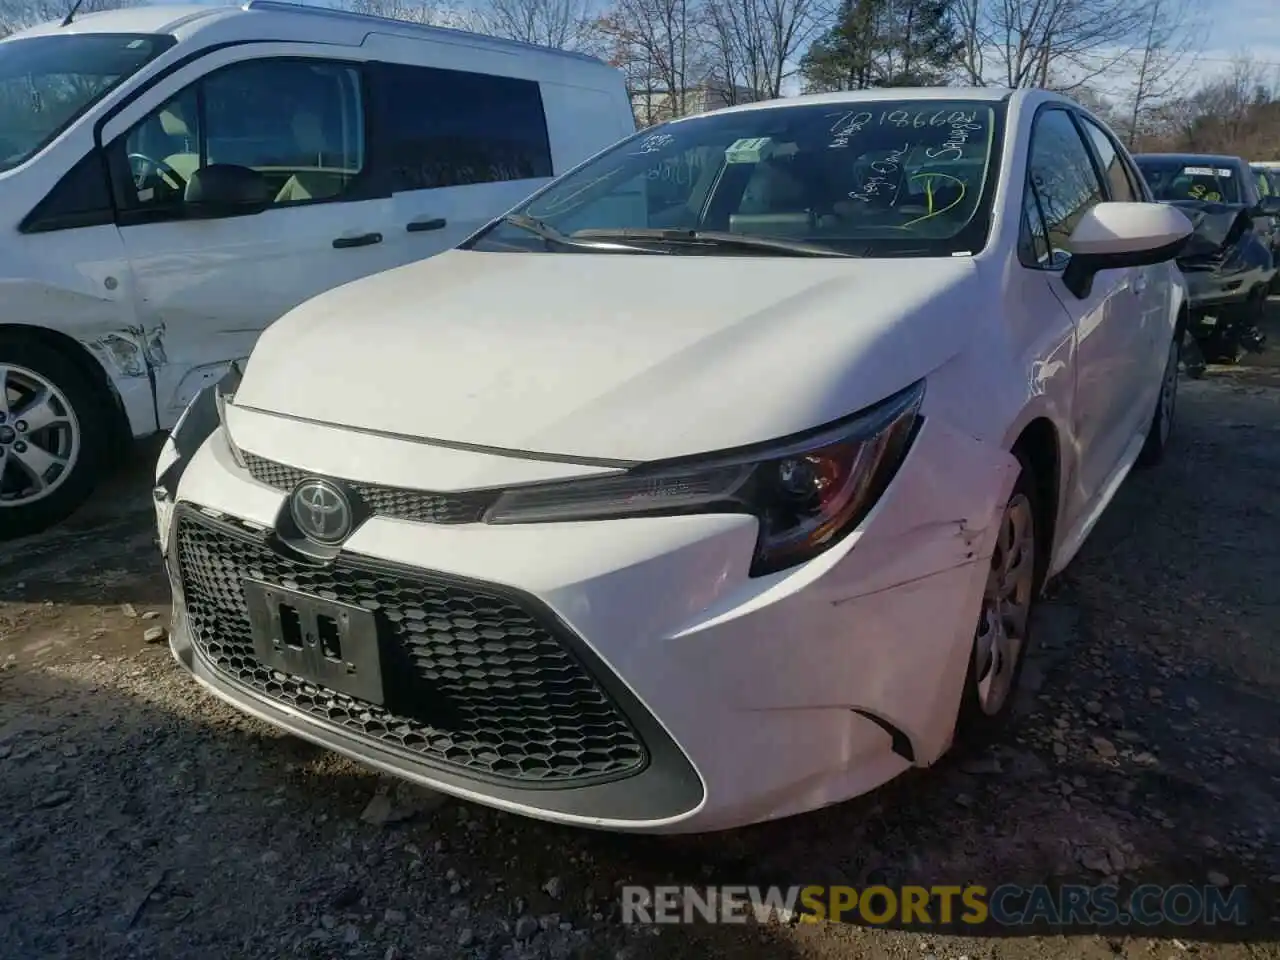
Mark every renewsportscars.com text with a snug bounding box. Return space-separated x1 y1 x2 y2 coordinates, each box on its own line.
620 884 1250 927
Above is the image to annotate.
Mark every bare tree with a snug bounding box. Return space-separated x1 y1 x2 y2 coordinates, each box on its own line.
1116 0 1200 146
952 0 987 84
466 0 602 51
1142 55 1280 155
705 0 823 100
339 0 464 26
953 0 1150 90
597 0 704 124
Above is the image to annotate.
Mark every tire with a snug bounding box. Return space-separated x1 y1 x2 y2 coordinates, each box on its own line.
0 335 110 542
1181 329 1207 379
956 451 1043 742
1137 334 1180 468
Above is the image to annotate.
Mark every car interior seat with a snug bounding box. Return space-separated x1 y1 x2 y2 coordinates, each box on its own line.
274 110 347 203
158 102 199 182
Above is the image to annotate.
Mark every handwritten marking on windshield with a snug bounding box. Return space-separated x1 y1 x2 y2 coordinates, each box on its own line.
1188 183 1222 202
828 112 872 149
827 108 985 151
635 133 676 155
848 143 910 203
925 113 983 162
901 173 967 227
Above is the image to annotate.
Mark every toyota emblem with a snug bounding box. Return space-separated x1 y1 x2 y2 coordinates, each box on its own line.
290 478 353 544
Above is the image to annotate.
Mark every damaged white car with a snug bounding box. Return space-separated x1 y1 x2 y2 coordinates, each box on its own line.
157 88 1192 833
0 1 634 539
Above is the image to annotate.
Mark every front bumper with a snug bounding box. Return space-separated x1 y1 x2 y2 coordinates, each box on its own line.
1183 270 1250 310
157 409 1017 833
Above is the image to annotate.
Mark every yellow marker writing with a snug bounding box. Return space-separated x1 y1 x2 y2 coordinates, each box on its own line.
901 172 967 227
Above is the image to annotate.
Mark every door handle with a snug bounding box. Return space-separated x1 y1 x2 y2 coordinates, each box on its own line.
332 232 382 249
406 217 447 233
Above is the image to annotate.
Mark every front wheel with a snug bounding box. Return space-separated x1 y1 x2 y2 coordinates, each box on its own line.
1137 335 1180 468
0 336 109 541
956 454 1041 740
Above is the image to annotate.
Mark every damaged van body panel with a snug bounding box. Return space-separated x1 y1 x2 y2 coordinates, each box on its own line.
1 263 258 439
0 269 246 440
79 329 161 438
0 246 158 439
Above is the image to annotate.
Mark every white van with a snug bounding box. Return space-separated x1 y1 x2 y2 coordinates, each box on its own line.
0 0 634 540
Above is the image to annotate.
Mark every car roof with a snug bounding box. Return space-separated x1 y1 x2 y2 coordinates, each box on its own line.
2 0 610 67
664 86 1108 126
1134 152 1246 166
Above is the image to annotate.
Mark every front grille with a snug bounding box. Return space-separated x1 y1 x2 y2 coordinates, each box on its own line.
242 452 497 525
175 508 647 785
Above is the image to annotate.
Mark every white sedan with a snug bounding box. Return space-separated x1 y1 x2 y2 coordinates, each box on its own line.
155 87 1192 834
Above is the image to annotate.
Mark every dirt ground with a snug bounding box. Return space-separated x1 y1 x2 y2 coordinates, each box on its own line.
3 308 1280 960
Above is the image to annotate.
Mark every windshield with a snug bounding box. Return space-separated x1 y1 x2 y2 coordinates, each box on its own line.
0 33 175 172
464 99 1004 258
1134 158 1243 204
1255 169 1274 197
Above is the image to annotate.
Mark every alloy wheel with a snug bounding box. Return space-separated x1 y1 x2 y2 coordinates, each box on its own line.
972 491 1036 716
0 363 81 507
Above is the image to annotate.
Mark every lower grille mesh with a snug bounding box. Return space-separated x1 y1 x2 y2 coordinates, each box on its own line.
175 509 647 784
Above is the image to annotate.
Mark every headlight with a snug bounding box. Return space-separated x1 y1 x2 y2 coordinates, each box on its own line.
155 360 246 501
215 361 246 468
484 380 924 576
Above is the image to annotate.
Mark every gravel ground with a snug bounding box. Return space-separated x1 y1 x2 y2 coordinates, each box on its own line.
3 308 1280 960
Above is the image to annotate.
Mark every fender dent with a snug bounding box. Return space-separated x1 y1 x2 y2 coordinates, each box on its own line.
79 324 166 379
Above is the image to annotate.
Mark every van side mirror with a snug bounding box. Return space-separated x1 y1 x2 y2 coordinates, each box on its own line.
1062 201 1194 299
184 164 272 219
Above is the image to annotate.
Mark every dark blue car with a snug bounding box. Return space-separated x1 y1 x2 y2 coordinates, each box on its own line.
1134 152 1280 366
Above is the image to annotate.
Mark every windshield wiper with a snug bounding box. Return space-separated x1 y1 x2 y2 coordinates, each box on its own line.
499 214 664 253
569 228 858 258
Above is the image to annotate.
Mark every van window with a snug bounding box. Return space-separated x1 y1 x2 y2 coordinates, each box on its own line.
115 58 368 216
21 150 114 233
372 63 553 191
0 33 175 173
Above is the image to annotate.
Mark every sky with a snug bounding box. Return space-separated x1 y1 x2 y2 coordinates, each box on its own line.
1183 0 1280 85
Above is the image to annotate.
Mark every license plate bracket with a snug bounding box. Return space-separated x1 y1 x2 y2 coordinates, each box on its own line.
243 578 385 705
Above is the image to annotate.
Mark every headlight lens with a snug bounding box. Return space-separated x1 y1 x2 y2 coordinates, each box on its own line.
484 380 924 576
215 361 246 468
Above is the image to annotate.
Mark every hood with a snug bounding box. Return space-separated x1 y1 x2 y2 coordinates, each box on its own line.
233 249 983 463
1166 199 1253 265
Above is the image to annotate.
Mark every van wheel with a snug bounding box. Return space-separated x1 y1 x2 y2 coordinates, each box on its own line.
956 453 1042 741
0 336 108 541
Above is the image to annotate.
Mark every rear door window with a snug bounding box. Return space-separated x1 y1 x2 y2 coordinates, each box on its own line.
370 63 553 192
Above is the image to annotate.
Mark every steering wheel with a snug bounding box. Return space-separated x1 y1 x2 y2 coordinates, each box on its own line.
128 152 185 192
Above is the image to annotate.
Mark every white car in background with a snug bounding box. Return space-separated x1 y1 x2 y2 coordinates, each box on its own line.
157 87 1192 834
0 0 634 540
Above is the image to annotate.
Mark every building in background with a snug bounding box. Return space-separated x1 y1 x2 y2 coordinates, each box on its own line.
630 76 761 126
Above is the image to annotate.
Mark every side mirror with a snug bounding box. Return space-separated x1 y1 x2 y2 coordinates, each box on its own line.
183 164 273 219
1062 201 1193 299
1256 195 1280 216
